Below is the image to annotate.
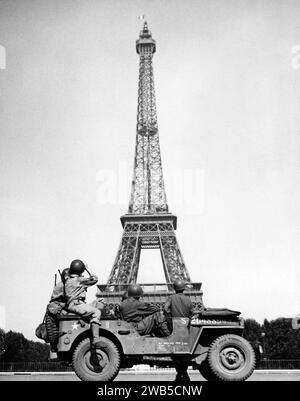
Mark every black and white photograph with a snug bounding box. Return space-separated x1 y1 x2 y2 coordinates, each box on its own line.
0 0 299 395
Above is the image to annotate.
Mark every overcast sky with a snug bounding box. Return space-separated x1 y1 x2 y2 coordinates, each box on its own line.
0 0 299 340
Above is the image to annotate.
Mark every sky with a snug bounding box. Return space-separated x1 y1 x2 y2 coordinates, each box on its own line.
0 0 299 341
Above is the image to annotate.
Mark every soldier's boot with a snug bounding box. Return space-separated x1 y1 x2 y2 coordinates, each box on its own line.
174 362 191 382
174 371 185 382
174 373 182 382
174 373 191 382
180 371 191 381
91 322 107 349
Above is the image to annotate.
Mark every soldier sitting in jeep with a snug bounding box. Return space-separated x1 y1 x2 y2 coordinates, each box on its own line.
120 284 170 337
65 259 106 349
164 279 194 321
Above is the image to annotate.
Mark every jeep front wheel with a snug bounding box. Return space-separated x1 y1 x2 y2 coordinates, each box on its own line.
198 359 216 381
72 337 121 381
207 334 255 381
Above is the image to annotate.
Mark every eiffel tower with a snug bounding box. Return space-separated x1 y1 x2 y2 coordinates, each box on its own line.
106 22 191 287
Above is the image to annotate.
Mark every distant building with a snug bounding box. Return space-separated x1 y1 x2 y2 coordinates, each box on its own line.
0 304 6 330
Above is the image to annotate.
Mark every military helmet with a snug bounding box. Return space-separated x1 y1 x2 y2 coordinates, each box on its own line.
61 268 70 284
127 284 143 298
173 279 186 292
69 259 86 275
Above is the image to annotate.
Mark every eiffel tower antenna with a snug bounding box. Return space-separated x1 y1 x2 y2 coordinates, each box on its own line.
106 23 191 287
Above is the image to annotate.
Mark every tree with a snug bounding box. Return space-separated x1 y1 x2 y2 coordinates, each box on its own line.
243 319 262 363
0 328 5 359
26 340 49 362
2 330 50 362
244 319 262 344
2 331 28 362
262 318 300 359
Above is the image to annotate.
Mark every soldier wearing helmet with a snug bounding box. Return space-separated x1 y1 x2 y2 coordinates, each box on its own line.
164 278 194 382
45 268 70 354
65 259 105 349
164 279 194 318
120 284 170 337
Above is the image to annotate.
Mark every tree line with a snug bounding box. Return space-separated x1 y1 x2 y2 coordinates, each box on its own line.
0 328 50 362
0 316 299 362
244 317 300 361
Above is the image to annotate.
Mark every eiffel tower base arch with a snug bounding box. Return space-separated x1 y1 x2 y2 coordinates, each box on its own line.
106 214 191 288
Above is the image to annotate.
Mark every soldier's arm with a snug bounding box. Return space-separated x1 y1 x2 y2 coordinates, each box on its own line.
78 275 98 287
163 297 172 315
138 302 159 316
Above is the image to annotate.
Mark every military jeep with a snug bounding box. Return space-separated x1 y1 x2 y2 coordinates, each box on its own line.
53 282 255 381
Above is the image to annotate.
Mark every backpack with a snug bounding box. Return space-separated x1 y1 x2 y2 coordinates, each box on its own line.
35 312 49 342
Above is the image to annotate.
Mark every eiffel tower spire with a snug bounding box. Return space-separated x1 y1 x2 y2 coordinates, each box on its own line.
106 23 191 287
129 21 168 214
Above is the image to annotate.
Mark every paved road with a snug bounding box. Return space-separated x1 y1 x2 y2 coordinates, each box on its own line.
0 370 299 381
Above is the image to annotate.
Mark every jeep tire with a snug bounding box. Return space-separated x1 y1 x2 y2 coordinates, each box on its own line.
73 337 121 381
198 358 217 381
207 334 255 381
45 313 59 349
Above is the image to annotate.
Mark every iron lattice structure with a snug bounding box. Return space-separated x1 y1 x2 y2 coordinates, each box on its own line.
129 21 167 214
106 22 191 287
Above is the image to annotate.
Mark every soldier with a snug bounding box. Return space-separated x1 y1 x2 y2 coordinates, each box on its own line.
45 268 70 354
47 268 69 315
120 284 170 337
164 279 194 382
164 279 194 319
65 259 105 348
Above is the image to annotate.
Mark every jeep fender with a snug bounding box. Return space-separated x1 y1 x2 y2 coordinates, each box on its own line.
191 326 244 356
57 320 125 355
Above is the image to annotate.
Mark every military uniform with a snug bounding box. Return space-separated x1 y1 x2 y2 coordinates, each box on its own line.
45 277 69 353
65 274 103 324
164 282 194 382
120 297 170 336
50 281 65 303
47 280 67 316
164 292 194 318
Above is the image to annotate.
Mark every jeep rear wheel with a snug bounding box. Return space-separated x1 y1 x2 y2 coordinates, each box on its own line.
72 337 121 381
207 334 255 381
